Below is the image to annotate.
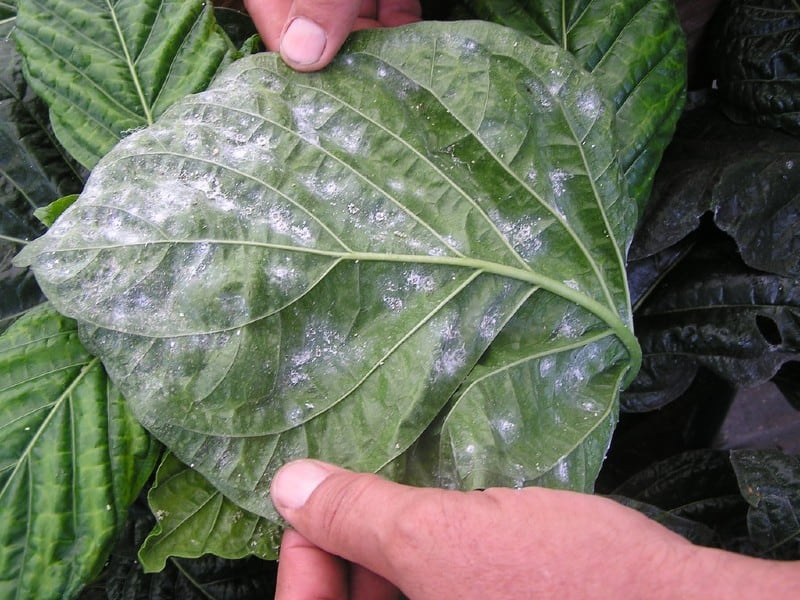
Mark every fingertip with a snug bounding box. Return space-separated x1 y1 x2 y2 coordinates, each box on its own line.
271 459 337 515
280 16 328 67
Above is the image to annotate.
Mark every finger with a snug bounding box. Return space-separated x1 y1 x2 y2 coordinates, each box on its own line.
243 0 292 51
275 528 348 600
349 564 401 600
279 0 364 71
271 459 443 580
377 0 422 27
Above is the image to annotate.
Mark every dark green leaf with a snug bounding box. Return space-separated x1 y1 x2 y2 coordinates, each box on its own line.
731 449 800 558
632 107 800 278
214 6 259 51
139 453 281 572
0 304 160 598
610 496 721 547
708 0 800 136
14 0 233 169
1 5 84 331
633 237 800 394
0 3 15 37
17 22 639 528
610 450 751 550
464 0 687 210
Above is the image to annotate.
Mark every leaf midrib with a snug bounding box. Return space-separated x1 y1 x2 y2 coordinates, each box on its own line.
44 237 638 364
105 0 153 125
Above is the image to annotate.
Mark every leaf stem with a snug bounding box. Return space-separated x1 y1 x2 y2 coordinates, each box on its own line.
105 0 153 125
0 233 30 246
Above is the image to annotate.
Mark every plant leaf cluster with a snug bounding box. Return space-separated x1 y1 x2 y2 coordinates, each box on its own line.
2 0 799 597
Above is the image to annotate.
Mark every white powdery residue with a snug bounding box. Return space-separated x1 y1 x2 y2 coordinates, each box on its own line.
268 264 300 293
581 399 602 414
387 179 405 193
478 307 501 340
491 418 518 443
267 205 292 235
563 279 580 291
406 270 436 293
435 345 467 378
526 168 538 183
291 102 320 146
538 356 555 377
524 77 553 110
286 405 305 426
549 169 570 197
556 317 578 339
382 295 404 312
576 89 602 118
432 316 467 378
376 64 389 78
554 459 570 483
334 124 366 155
461 37 480 56
547 67 565 97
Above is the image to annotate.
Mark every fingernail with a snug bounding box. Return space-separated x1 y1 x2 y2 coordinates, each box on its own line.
271 460 332 511
281 17 327 66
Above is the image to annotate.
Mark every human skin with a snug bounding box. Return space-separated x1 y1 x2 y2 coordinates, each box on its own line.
270 459 800 600
243 0 421 71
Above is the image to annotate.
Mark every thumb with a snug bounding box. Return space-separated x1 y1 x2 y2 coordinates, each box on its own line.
270 459 446 581
278 0 363 71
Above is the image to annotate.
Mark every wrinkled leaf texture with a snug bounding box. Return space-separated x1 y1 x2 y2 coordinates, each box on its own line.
625 237 800 412
631 108 800 278
1 3 84 332
731 449 800 558
464 0 687 212
14 0 233 169
709 0 800 136
17 22 640 522
623 107 800 411
138 453 281 570
0 304 160 598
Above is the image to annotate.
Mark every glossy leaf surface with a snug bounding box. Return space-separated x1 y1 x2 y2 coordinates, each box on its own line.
731 449 800 558
14 0 232 169
0 304 159 598
465 0 687 210
18 22 639 520
709 0 800 136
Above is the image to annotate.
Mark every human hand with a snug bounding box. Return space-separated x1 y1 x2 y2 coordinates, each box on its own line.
244 0 422 71
270 459 800 599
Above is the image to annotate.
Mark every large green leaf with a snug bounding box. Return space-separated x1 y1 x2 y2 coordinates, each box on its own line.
138 453 281 572
17 22 639 522
14 0 233 169
465 0 687 211
1 1 84 332
0 304 160 598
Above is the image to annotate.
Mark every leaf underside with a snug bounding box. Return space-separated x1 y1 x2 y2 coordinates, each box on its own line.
17 22 639 526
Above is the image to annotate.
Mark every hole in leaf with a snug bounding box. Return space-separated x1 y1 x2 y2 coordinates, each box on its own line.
755 315 782 346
